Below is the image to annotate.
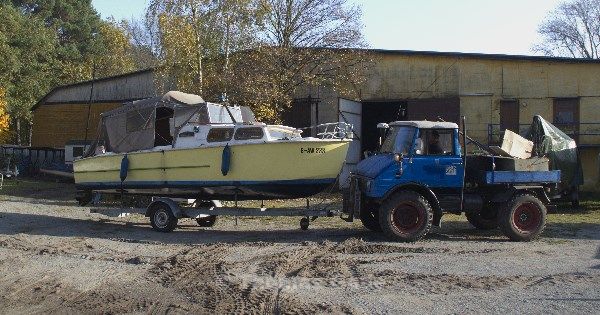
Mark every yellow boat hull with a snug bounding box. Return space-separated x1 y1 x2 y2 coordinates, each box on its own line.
74 140 350 200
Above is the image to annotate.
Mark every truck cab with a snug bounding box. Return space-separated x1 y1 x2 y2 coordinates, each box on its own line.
358 121 463 199
344 120 559 242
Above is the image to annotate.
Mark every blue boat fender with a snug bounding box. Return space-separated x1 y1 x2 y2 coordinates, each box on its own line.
120 154 129 182
221 145 231 176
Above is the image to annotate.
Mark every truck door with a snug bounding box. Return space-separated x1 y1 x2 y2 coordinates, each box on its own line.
408 128 463 189
338 98 362 189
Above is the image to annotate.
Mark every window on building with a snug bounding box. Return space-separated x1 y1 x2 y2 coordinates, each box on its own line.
207 128 234 142
234 127 264 140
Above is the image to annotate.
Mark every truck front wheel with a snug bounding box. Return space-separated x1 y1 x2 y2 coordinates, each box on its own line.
498 194 547 241
379 191 433 242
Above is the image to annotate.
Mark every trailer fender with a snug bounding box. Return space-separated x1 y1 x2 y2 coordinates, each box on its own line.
380 183 443 227
146 198 184 218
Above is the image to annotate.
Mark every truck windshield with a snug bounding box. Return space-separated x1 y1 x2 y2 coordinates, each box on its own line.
380 126 415 154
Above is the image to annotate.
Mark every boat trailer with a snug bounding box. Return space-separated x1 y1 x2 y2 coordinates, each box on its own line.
89 197 339 231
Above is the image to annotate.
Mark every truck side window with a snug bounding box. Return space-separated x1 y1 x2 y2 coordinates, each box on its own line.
422 129 454 155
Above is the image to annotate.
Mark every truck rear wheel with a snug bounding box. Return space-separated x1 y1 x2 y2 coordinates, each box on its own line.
465 207 498 230
379 191 433 242
498 194 546 241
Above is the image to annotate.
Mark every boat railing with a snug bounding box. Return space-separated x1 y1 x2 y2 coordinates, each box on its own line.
301 122 354 139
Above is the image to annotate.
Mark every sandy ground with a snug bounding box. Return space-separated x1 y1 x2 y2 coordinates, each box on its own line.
0 181 599 314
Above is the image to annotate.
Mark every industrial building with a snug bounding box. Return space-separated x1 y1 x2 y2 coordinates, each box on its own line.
31 49 600 190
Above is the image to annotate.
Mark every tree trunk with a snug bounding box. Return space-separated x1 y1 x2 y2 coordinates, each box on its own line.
16 118 21 146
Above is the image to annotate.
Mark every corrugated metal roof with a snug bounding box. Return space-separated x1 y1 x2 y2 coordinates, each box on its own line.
32 68 157 110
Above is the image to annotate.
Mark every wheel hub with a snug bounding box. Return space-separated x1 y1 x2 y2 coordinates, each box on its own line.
155 211 168 228
513 203 540 232
392 203 423 234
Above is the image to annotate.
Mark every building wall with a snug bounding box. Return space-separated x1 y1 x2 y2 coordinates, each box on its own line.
307 53 600 190
31 103 121 148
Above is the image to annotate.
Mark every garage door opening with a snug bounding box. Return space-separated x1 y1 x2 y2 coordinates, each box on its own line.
361 101 406 154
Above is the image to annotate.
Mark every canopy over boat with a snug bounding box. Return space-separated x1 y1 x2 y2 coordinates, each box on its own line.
88 91 256 154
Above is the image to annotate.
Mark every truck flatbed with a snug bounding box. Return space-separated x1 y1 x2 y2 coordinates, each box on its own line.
484 170 561 185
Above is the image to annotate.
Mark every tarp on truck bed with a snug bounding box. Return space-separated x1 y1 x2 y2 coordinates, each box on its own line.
527 115 583 191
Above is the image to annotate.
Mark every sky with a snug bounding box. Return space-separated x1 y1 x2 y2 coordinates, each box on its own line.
91 0 564 56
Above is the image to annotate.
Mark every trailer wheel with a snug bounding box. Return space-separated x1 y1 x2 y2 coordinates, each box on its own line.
379 191 433 242
196 215 218 227
76 191 93 206
498 194 546 241
149 203 178 232
359 202 382 232
465 207 498 230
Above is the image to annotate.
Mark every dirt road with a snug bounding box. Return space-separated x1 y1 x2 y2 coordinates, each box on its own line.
0 181 599 314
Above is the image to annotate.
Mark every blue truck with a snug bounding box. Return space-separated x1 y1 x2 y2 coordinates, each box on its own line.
342 119 561 242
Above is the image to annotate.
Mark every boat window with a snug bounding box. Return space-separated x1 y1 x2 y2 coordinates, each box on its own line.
178 131 195 138
207 128 234 142
234 127 264 140
126 108 153 132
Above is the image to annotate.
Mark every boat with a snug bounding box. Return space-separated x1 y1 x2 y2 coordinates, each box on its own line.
74 91 351 201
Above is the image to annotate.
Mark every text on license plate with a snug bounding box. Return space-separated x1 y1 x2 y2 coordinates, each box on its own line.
300 147 325 154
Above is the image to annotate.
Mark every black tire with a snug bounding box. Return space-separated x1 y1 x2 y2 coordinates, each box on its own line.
378 191 433 242
359 203 382 232
465 206 498 230
149 203 178 232
76 191 92 206
570 189 580 208
300 217 310 230
196 215 218 227
498 194 547 241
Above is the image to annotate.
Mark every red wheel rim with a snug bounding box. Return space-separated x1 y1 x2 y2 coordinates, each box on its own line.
513 202 541 233
391 202 425 234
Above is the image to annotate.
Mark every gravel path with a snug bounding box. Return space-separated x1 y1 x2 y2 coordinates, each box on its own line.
0 191 599 314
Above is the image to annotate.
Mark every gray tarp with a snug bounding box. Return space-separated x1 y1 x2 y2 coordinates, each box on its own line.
527 115 583 192
86 91 255 155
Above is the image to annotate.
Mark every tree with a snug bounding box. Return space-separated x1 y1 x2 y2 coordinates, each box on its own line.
0 88 10 144
0 3 58 145
9 0 105 82
75 18 138 79
226 0 372 122
146 0 263 97
536 0 600 58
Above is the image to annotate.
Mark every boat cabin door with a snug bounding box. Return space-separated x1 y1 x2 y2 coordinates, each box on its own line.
155 107 174 146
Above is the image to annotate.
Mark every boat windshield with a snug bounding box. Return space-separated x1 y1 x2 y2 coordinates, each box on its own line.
380 126 415 154
267 127 301 140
